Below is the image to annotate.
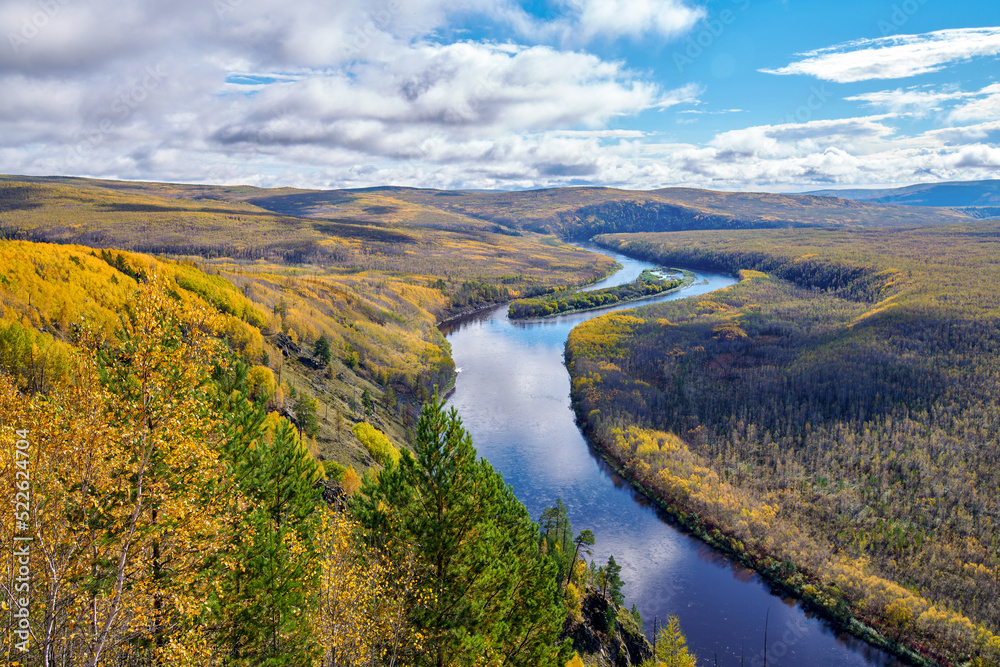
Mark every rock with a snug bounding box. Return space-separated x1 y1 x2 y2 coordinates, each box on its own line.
560 588 653 667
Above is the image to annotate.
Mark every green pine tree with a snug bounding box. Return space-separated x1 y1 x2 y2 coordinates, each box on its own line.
352 392 572 667
605 555 624 606
207 362 323 666
313 335 332 365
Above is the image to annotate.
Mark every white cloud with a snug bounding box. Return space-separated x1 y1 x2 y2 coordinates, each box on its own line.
209 40 665 159
571 0 705 42
0 0 997 192
761 27 1000 83
948 83 1000 123
846 87 968 115
710 115 898 160
654 82 703 109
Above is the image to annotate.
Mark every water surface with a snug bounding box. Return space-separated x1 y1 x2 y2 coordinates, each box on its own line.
442 247 904 666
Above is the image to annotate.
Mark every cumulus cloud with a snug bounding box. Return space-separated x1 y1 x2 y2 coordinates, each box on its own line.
0 0 997 192
710 115 898 161
761 27 1000 83
209 40 666 160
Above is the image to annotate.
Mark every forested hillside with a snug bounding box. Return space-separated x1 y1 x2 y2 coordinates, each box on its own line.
0 274 576 665
0 177 616 471
0 176 697 665
566 224 1000 665
0 246 675 666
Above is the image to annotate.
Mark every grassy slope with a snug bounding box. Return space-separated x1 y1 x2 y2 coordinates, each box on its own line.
565 223 1000 664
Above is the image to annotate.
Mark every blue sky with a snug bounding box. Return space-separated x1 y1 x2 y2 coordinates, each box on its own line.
1 0 998 191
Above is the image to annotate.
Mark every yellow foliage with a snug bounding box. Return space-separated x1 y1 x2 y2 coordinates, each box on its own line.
0 276 231 665
316 509 422 664
564 582 583 622
246 364 276 400
352 421 401 467
341 467 362 495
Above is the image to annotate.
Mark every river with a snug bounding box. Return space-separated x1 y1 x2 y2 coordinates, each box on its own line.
440 246 906 667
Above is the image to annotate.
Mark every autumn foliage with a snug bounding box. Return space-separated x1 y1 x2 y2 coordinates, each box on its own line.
568 226 1000 665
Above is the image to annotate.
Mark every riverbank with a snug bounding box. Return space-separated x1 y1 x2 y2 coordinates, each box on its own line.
569 412 938 667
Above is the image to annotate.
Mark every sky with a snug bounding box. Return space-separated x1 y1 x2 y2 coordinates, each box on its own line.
1 0 999 192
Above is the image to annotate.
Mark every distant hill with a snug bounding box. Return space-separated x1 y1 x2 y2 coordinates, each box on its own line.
0 176 975 256
319 185 972 238
807 179 1000 218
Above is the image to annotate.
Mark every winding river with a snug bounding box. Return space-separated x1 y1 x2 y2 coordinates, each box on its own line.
440 246 905 667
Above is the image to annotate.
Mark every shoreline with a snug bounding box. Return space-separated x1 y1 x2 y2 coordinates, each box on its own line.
571 413 937 666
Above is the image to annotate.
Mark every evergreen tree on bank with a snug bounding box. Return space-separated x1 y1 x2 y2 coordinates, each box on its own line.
352 393 573 667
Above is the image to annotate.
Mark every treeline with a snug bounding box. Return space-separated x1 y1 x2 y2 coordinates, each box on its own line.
567 225 1000 665
0 179 617 309
509 270 683 319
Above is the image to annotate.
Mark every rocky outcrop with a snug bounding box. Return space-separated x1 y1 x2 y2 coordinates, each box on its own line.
561 589 653 667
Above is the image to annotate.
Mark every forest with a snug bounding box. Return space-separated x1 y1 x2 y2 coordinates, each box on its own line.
566 224 1000 665
0 248 705 666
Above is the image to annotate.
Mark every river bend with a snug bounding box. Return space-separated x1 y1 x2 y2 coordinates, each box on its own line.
441 247 904 667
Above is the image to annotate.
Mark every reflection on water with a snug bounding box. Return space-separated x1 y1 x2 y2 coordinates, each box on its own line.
442 247 905 667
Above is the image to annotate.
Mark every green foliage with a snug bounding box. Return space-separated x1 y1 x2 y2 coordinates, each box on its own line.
604 555 624 606
351 393 572 667
207 361 323 665
292 393 319 438
323 460 347 482
539 498 575 585
313 335 332 365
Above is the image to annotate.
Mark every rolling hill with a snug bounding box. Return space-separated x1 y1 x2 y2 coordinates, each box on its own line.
807 179 1000 218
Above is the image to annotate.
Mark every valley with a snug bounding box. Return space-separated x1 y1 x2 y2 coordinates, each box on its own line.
2 175 999 665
